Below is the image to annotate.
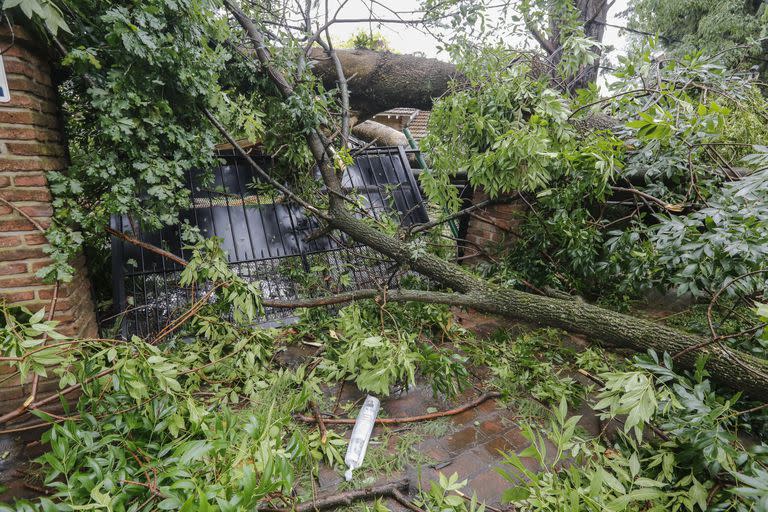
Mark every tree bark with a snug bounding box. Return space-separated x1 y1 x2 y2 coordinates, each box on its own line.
350 120 409 145
544 0 608 92
309 48 457 120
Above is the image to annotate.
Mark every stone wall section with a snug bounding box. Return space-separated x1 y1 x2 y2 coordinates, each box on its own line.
0 25 98 415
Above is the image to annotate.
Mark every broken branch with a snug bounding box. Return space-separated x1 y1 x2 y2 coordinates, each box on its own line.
258 478 412 512
295 392 501 425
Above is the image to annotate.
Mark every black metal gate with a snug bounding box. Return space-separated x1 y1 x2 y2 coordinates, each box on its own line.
110 146 428 337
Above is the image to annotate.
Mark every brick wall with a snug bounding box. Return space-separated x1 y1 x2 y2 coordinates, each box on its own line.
461 188 526 264
1 24 98 414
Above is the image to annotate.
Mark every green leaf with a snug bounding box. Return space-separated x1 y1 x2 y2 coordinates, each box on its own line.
501 486 530 503
178 440 212 465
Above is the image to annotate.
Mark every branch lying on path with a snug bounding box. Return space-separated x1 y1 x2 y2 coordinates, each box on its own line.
258 478 419 512
296 392 501 425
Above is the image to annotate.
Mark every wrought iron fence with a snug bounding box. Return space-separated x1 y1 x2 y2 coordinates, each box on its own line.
110 146 428 337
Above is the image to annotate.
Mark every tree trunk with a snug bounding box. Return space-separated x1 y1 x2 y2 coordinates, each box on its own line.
525 0 609 91
575 0 608 89
307 1 610 123
309 48 457 120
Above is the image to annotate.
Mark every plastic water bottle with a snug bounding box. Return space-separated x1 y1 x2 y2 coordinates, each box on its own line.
344 395 380 481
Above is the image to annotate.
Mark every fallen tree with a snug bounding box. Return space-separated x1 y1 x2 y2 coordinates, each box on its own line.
307 0 611 117
222 1 768 397
309 47 457 120
4 2 767 510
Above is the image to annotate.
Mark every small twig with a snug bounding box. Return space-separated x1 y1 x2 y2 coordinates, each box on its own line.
409 195 519 235
203 108 329 219
706 482 724 507
311 401 328 444
731 402 768 417
454 490 503 512
0 367 115 426
23 481 53 496
673 270 768 361
0 197 47 232
609 186 684 212
122 479 167 498
392 489 426 512
332 381 345 414
26 282 59 412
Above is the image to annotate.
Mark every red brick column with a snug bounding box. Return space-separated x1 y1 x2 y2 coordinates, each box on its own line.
462 188 526 264
1 25 98 414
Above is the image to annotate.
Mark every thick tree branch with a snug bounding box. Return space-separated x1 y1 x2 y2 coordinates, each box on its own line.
308 47 458 120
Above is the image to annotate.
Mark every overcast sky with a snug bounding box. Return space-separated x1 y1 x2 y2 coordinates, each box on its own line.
326 0 631 61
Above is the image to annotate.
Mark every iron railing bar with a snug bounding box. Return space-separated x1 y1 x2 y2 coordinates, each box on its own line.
247 173 276 259
382 149 411 222
217 164 242 262
357 154 386 222
231 157 258 261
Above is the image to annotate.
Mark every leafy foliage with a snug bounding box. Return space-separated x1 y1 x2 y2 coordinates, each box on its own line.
1 1 768 511
2 0 332 283
423 37 768 304
415 472 486 512
463 328 595 407
302 299 470 397
499 351 768 511
2 0 70 35
629 0 767 74
338 29 393 51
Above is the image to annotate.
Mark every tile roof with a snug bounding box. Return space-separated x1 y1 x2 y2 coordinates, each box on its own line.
407 110 430 140
370 108 431 141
